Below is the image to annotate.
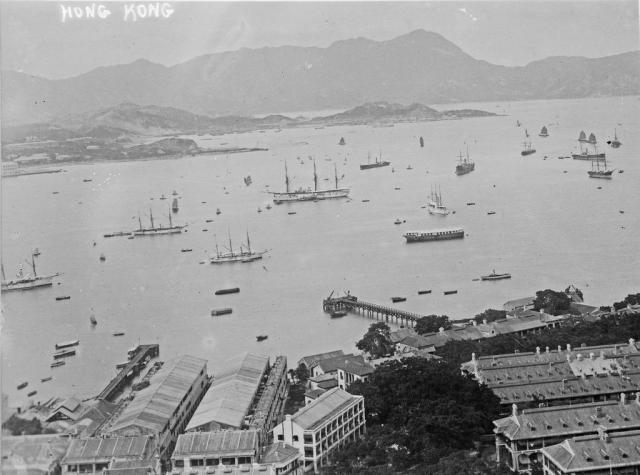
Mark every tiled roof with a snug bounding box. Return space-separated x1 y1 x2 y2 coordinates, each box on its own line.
304 388 327 400
503 297 535 308
108 355 207 434
298 350 345 369
186 353 268 431
292 388 362 431
316 354 361 373
335 358 374 377
542 429 640 471
260 442 300 465
172 430 258 458
494 399 640 440
62 436 154 464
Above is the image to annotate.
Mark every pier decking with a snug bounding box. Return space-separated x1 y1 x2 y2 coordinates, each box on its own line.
323 295 423 327
96 344 159 402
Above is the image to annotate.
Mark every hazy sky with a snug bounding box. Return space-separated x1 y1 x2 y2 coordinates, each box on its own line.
1 1 638 79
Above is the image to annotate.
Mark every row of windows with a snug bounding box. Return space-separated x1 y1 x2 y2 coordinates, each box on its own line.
173 456 253 468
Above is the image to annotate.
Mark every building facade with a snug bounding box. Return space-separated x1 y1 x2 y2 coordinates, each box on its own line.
271 388 365 472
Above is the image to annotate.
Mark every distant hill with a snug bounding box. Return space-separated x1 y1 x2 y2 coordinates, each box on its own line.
2 29 638 125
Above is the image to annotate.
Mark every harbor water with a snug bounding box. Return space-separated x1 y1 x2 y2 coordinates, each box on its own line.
2 96 639 406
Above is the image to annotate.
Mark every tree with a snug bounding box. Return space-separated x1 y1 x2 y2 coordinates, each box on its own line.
533 289 571 315
294 363 309 384
474 309 506 324
415 315 452 335
356 322 394 358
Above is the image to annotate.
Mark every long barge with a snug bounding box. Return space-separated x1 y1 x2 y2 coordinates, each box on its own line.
403 228 464 243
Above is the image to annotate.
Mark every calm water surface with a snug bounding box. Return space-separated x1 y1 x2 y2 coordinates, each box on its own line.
2 96 639 406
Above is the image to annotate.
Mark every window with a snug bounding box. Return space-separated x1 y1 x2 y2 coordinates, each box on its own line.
221 457 236 466
293 435 299 442
277 434 284 441
206 458 219 466
190 458 204 467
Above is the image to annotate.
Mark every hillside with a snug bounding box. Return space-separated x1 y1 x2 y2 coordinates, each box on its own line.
2 30 638 125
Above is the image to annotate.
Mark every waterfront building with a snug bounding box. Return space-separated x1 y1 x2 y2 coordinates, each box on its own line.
104 355 209 460
297 351 345 371
169 431 302 475
462 340 640 411
335 358 375 390
494 394 640 473
45 397 118 437
246 356 289 439
60 435 159 474
186 353 269 433
390 329 437 354
540 428 640 474
271 387 366 472
308 354 365 379
504 297 536 314
1 434 70 475
304 375 338 405
1 161 19 177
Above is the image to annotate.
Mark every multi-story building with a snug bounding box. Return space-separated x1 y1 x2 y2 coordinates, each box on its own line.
297 351 345 372
60 435 159 474
462 340 640 412
246 355 289 440
271 387 365 472
494 394 640 473
186 353 269 433
169 431 302 475
540 428 640 474
103 354 209 460
335 358 374 390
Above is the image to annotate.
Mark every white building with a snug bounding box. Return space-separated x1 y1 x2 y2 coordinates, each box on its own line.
271 388 365 472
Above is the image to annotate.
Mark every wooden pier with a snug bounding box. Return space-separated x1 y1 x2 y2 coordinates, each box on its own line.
323 294 424 327
96 344 160 402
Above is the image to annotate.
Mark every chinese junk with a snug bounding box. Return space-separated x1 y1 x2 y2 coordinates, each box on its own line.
272 161 349 204
1 256 60 292
403 228 465 243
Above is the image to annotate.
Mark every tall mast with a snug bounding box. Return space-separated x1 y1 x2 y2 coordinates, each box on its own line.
1 263 5 281
228 228 233 254
285 162 290 193
31 254 37 277
138 215 143 230
214 235 220 258
168 206 173 228
466 144 470 161
149 208 154 229
334 164 338 189
246 230 252 253
313 160 318 192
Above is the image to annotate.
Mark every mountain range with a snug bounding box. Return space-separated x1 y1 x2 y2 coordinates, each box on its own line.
3 29 639 125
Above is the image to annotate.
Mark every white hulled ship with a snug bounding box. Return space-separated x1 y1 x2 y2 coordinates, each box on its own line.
1 256 60 292
427 186 449 216
272 160 349 204
210 230 268 264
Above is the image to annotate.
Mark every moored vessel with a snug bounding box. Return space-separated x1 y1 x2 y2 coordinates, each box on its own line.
360 151 390 170
55 340 79 350
272 161 349 204
539 126 548 137
610 129 622 148
172 198 179 213
455 148 475 175
588 157 614 179
256 335 268 341
521 141 536 156
1 256 60 292
578 130 588 142
481 270 512 281
211 308 233 316
427 186 449 216
54 348 76 359
210 231 267 264
403 228 464 242
572 143 605 160
133 207 185 236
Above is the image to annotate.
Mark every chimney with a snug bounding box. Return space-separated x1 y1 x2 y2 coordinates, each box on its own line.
598 426 609 442
636 392 640 404
483 319 488 325
600 350 605 359
558 345 562 353
472 320 477 326
439 327 445 334
621 393 627 405
577 353 583 361
536 347 540 355
546 346 550 354
567 354 572 362
471 352 476 362
589 352 595 360
596 407 604 418
512 403 518 417
567 344 572 353
630 338 636 348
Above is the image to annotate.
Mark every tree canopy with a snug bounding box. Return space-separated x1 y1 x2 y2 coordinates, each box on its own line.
474 308 506 324
356 322 395 358
533 289 571 315
414 315 452 335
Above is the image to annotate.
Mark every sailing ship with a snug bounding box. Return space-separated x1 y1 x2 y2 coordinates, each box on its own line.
1 256 60 292
172 198 179 213
539 126 548 137
516 120 521 127
572 143 606 160
587 157 613 179
210 230 268 264
610 129 622 148
133 207 185 236
360 151 390 170
419 136 424 148
32 248 41 256
455 147 475 175
272 161 349 204
521 141 536 156
525 129 529 138
427 186 449 216
578 130 589 142
588 133 597 144
338 137 346 146
90 309 97 325
244 175 253 186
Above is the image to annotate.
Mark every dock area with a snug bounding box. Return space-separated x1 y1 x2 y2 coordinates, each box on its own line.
323 294 423 327
96 344 160 402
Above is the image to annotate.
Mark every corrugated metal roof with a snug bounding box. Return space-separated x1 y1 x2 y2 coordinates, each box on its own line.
108 355 207 434
172 430 259 457
292 387 362 430
186 353 268 431
62 436 153 464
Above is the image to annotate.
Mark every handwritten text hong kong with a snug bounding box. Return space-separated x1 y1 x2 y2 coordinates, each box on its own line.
60 3 174 22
